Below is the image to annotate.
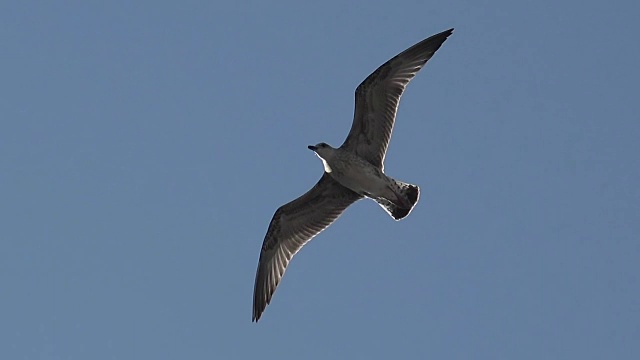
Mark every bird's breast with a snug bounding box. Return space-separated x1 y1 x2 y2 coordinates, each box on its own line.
327 156 389 198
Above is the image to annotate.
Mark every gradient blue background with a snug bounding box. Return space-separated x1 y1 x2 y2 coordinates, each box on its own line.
2 1 639 359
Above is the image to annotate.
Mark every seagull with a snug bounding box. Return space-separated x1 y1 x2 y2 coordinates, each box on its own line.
252 28 453 322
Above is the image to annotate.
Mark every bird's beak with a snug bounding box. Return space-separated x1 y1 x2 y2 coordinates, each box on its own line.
307 145 317 151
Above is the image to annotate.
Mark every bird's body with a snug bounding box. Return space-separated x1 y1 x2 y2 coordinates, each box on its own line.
252 28 454 322
311 144 411 209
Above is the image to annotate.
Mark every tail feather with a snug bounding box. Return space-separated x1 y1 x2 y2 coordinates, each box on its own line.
376 180 420 221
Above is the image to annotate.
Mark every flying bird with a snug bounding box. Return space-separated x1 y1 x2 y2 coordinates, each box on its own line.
252 28 453 322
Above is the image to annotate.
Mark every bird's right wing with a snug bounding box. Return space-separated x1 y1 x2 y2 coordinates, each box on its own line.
252 173 362 322
341 29 454 169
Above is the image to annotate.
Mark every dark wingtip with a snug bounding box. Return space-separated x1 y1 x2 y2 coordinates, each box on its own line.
252 304 263 323
431 28 454 45
433 28 454 43
406 28 454 62
252 286 266 323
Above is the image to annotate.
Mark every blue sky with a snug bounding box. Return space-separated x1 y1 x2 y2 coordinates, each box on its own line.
2 1 639 359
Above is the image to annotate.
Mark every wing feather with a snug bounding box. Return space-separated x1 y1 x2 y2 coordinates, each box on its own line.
341 28 454 168
252 173 362 321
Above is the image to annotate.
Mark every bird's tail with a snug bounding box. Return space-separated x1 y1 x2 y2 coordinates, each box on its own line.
375 180 420 221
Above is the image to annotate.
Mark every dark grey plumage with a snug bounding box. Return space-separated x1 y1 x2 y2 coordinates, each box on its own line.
253 174 361 321
253 28 453 322
341 28 454 169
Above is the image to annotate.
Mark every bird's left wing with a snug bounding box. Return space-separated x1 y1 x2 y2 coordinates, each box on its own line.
253 173 362 322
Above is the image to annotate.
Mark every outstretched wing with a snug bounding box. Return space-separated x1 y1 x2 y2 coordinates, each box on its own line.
341 29 454 169
252 173 362 322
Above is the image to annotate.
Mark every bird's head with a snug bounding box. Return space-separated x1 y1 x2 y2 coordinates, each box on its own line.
307 142 334 156
308 142 335 172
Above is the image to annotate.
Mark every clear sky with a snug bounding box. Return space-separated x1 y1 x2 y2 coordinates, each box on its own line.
2 1 639 359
